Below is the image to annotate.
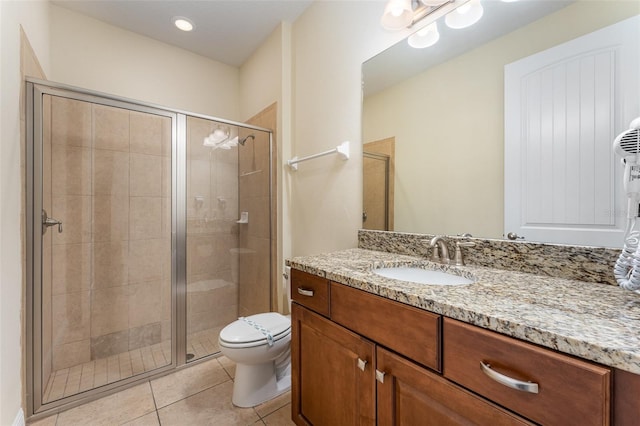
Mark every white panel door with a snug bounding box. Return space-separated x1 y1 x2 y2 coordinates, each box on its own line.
505 15 639 248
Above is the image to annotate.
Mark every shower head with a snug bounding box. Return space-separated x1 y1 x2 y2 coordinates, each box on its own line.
239 134 255 146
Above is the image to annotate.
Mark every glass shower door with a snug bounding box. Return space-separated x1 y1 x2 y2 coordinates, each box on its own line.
185 116 272 362
34 91 175 407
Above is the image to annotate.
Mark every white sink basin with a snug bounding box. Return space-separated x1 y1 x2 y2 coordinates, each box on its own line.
373 267 474 286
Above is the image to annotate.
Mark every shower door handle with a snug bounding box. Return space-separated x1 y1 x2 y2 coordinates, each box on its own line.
42 209 63 234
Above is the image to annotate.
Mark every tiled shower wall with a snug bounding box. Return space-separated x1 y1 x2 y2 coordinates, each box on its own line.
240 104 277 316
237 130 271 317
47 96 172 371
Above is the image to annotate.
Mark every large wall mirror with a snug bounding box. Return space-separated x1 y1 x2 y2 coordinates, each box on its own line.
362 0 639 247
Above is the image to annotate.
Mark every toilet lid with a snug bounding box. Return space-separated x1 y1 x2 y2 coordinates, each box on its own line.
219 312 291 346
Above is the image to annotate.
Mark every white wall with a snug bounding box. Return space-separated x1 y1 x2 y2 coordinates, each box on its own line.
290 1 407 256
49 5 240 119
0 1 50 423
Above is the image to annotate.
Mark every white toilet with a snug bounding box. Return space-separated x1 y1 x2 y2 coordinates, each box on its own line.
218 312 292 407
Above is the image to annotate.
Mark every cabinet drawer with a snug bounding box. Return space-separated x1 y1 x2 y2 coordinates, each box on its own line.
291 269 330 317
377 347 532 426
443 318 611 426
331 282 441 371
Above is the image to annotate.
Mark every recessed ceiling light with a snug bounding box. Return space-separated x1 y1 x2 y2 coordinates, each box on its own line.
173 17 194 32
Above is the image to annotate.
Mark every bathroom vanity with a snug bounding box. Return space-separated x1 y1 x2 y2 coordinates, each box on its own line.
288 248 640 425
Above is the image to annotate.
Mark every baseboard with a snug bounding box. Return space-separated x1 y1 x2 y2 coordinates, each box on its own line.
12 408 25 426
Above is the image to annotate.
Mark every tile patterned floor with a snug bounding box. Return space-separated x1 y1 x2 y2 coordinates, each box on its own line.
44 327 224 404
44 342 172 404
185 326 225 361
31 356 295 426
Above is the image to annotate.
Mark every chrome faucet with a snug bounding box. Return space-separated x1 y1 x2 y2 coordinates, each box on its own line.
454 241 476 266
429 236 450 264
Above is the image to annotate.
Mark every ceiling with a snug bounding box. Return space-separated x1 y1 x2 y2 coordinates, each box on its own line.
52 0 314 67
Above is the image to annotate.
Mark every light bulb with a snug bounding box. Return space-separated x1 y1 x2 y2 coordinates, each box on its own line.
445 0 483 29
457 3 471 14
381 0 413 30
390 5 405 17
408 22 440 48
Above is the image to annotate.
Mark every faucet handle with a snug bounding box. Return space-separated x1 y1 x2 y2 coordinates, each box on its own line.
454 241 476 266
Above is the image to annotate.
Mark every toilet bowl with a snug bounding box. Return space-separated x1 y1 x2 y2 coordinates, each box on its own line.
219 312 292 407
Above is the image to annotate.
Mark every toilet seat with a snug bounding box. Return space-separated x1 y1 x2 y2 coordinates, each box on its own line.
219 312 291 349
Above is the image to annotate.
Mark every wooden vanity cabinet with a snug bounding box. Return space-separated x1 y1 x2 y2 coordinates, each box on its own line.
291 270 528 425
291 303 375 426
291 302 525 426
290 269 621 425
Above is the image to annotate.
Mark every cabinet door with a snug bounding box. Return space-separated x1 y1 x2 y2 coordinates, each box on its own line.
376 347 532 426
291 303 375 426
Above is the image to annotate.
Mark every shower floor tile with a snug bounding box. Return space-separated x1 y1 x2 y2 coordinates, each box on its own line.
29 357 294 426
43 340 172 404
43 325 226 404
186 325 224 361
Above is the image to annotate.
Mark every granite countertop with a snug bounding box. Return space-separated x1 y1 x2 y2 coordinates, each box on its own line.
288 248 640 375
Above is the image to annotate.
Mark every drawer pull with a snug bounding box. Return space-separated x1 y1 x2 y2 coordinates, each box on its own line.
480 361 539 394
357 358 367 371
375 370 386 383
297 287 315 297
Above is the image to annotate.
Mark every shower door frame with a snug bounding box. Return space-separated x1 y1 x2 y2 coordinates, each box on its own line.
25 79 273 418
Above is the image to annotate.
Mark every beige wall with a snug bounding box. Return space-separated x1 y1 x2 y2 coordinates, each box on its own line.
239 24 292 312
240 25 284 122
290 1 407 256
363 1 640 237
49 5 240 119
1 1 50 423
13 1 629 421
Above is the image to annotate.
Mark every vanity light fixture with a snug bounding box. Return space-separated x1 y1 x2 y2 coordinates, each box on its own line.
381 0 475 31
445 0 483 29
173 16 194 32
408 22 440 48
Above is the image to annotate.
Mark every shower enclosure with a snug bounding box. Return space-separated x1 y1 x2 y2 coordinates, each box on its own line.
26 80 273 416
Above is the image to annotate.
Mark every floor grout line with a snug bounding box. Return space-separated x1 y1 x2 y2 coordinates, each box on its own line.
30 379 294 425
152 375 234 414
